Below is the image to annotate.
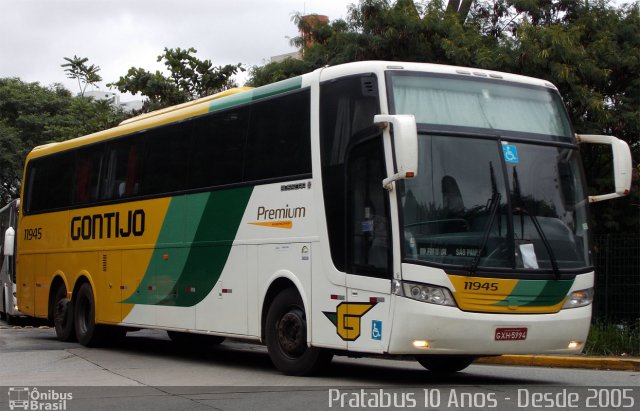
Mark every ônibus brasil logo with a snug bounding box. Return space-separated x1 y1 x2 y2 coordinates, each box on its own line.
8 387 72 410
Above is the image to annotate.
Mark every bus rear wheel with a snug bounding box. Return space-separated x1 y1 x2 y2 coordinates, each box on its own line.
53 284 76 341
265 288 332 376
416 355 475 373
74 283 104 346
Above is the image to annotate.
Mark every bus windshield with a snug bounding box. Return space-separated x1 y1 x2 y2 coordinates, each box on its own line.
389 72 590 272
388 72 573 141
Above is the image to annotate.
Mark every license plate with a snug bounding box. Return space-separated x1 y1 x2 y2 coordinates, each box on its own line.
495 327 528 341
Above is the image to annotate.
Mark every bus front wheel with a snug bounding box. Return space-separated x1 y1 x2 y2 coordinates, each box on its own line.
53 284 76 341
265 288 332 376
416 355 475 373
74 283 104 346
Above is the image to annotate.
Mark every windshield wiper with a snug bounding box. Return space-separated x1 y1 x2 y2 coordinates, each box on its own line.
513 207 561 279
468 190 501 276
511 167 561 279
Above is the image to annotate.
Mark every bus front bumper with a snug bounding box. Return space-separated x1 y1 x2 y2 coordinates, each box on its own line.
387 296 591 355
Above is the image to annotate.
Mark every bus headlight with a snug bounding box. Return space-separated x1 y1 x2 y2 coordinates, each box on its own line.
562 288 594 309
401 282 456 306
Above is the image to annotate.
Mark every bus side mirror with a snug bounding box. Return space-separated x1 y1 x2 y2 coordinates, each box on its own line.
576 134 633 202
4 227 15 257
374 114 419 191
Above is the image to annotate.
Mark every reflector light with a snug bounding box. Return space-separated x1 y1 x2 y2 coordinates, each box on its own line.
413 340 430 349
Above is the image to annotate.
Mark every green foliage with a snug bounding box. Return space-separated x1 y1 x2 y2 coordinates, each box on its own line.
0 78 125 207
109 47 243 112
61 55 103 97
249 0 639 234
246 58 311 87
584 320 640 356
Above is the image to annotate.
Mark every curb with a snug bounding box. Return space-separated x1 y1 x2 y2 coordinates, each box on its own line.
475 355 640 371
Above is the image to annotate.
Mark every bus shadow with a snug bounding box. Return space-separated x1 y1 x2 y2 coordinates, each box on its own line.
100 330 551 386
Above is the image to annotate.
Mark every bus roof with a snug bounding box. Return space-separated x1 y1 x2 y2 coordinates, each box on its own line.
118 87 253 126
26 76 303 160
25 61 558 161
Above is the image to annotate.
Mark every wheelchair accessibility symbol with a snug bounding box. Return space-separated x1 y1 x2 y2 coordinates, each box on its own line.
372 320 382 340
502 144 519 163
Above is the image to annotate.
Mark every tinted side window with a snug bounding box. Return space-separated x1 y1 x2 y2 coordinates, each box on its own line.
73 144 104 205
142 123 190 195
101 136 144 200
346 138 391 278
25 152 74 213
320 75 380 272
191 108 247 188
244 90 311 182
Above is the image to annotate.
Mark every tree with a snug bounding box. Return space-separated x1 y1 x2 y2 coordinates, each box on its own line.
446 0 475 22
248 0 638 234
109 47 243 112
251 1 499 84
61 55 103 97
0 78 125 207
246 58 310 87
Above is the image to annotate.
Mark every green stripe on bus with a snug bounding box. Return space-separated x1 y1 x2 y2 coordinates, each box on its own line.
208 77 302 113
122 186 253 306
494 279 573 307
158 186 253 306
122 195 207 305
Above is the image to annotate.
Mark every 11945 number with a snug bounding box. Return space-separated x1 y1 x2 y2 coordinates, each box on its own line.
24 228 42 240
463 281 499 292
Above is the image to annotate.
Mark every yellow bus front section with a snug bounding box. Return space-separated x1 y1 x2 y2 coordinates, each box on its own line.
448 275 573 314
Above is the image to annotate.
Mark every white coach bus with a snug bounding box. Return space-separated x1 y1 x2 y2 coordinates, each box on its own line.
17 61 631 375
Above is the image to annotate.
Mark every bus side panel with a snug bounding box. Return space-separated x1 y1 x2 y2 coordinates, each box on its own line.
310 241 349 351
121 249 156 326
155 246 195 330
17 255 35 316
195 245 248 334
33 254 48 317
19 209 68 318
96 250 122 324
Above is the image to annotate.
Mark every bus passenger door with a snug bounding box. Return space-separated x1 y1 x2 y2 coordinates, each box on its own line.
345 136 393 353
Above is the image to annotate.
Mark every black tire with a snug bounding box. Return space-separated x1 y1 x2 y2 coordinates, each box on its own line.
416 355 475 373
74 282 104 346
53 284 76 342
167 330 225 346
265 288 332 376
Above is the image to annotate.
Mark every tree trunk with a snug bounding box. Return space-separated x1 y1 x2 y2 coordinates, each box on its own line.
458 0 474 23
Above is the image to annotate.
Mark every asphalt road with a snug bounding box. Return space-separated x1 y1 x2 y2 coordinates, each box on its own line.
0 321 638 410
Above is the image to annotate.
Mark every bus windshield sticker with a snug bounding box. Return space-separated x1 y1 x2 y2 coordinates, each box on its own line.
502 144 519 163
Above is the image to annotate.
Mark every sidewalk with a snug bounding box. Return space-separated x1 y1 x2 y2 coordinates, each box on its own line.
476 355 640 371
